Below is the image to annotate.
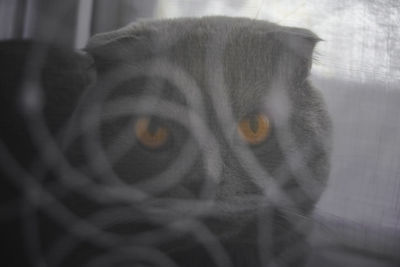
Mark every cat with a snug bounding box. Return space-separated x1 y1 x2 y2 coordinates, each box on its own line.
0 16 331 267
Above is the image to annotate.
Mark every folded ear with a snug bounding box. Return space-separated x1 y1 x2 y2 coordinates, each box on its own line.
42 46 96 91
84 23 152 72
273 27 321 81
276 27 321 59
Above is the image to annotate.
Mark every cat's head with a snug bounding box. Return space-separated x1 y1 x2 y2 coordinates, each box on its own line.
66 16 331 241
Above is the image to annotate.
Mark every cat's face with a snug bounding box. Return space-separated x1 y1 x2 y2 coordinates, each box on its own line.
63 16 331 264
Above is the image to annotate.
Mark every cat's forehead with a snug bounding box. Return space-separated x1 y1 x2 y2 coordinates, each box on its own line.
150 18 281 116
88 17 282 48
87 17 318 118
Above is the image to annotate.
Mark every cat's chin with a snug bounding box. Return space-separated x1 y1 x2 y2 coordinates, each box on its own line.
165 239 262 267
168 214 260 253
203 210 259 241
162 217 262 267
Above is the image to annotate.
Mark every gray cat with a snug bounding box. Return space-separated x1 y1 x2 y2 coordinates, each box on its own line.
35 16 332 267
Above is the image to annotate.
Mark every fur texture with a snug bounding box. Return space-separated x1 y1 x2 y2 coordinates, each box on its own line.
76 16 332 267
78 16 332 267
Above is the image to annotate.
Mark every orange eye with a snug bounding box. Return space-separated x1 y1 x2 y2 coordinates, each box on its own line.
237 114 270 145
134 118 169 149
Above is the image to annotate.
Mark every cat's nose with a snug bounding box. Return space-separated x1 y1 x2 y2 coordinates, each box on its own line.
215 158 263 201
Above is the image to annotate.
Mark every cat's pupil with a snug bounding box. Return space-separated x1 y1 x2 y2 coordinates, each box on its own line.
147 118 160 135
248 116 259 133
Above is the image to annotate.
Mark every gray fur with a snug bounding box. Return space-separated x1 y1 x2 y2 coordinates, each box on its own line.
81 16 332 267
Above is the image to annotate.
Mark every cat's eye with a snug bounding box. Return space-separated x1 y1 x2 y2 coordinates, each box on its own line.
237 114 270 145
134 117 169 149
